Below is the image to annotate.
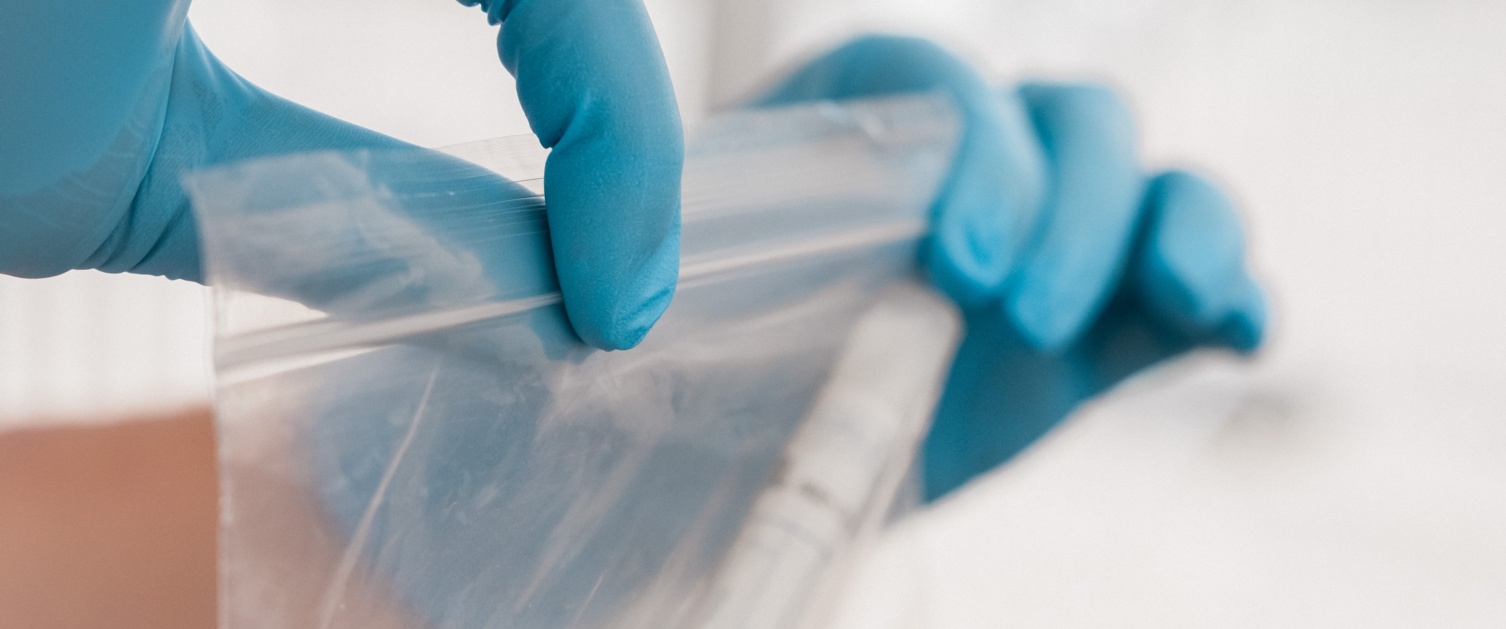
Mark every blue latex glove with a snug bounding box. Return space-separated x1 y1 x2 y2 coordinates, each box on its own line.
0 0 682 350
760 36 1268 498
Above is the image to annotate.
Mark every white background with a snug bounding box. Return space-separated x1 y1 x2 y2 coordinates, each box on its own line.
2 0 1503 625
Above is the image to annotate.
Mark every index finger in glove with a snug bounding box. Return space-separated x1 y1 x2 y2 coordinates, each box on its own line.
757 36 1047 307
468 0 684 350
1006 82 1144 351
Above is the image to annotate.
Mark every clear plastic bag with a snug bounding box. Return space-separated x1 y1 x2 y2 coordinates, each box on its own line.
185 94 962 629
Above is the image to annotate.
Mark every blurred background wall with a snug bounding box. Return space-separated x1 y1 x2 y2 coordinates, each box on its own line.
3 0 1503 624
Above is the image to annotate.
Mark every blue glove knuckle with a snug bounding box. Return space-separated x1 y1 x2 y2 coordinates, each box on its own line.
1020 81 1137 147
762 34 988 104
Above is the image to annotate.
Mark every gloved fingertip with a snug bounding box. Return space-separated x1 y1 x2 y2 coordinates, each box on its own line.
926 222 1007 308
1006 287 1078 352
927 270 990 310
1222 312 1260 353
1220 287 1267 352
569 282 674 351
925 156 1028 309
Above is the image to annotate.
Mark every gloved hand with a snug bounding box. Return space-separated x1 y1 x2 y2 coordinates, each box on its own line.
0 0 681 350
759 36 1268 498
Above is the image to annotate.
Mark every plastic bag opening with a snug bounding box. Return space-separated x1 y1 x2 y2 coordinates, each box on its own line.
186 94 963 629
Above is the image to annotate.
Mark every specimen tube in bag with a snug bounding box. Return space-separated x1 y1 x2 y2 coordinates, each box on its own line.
185 94 962 629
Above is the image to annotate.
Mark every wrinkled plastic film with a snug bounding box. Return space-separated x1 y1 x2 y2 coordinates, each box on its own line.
187 94 962 629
